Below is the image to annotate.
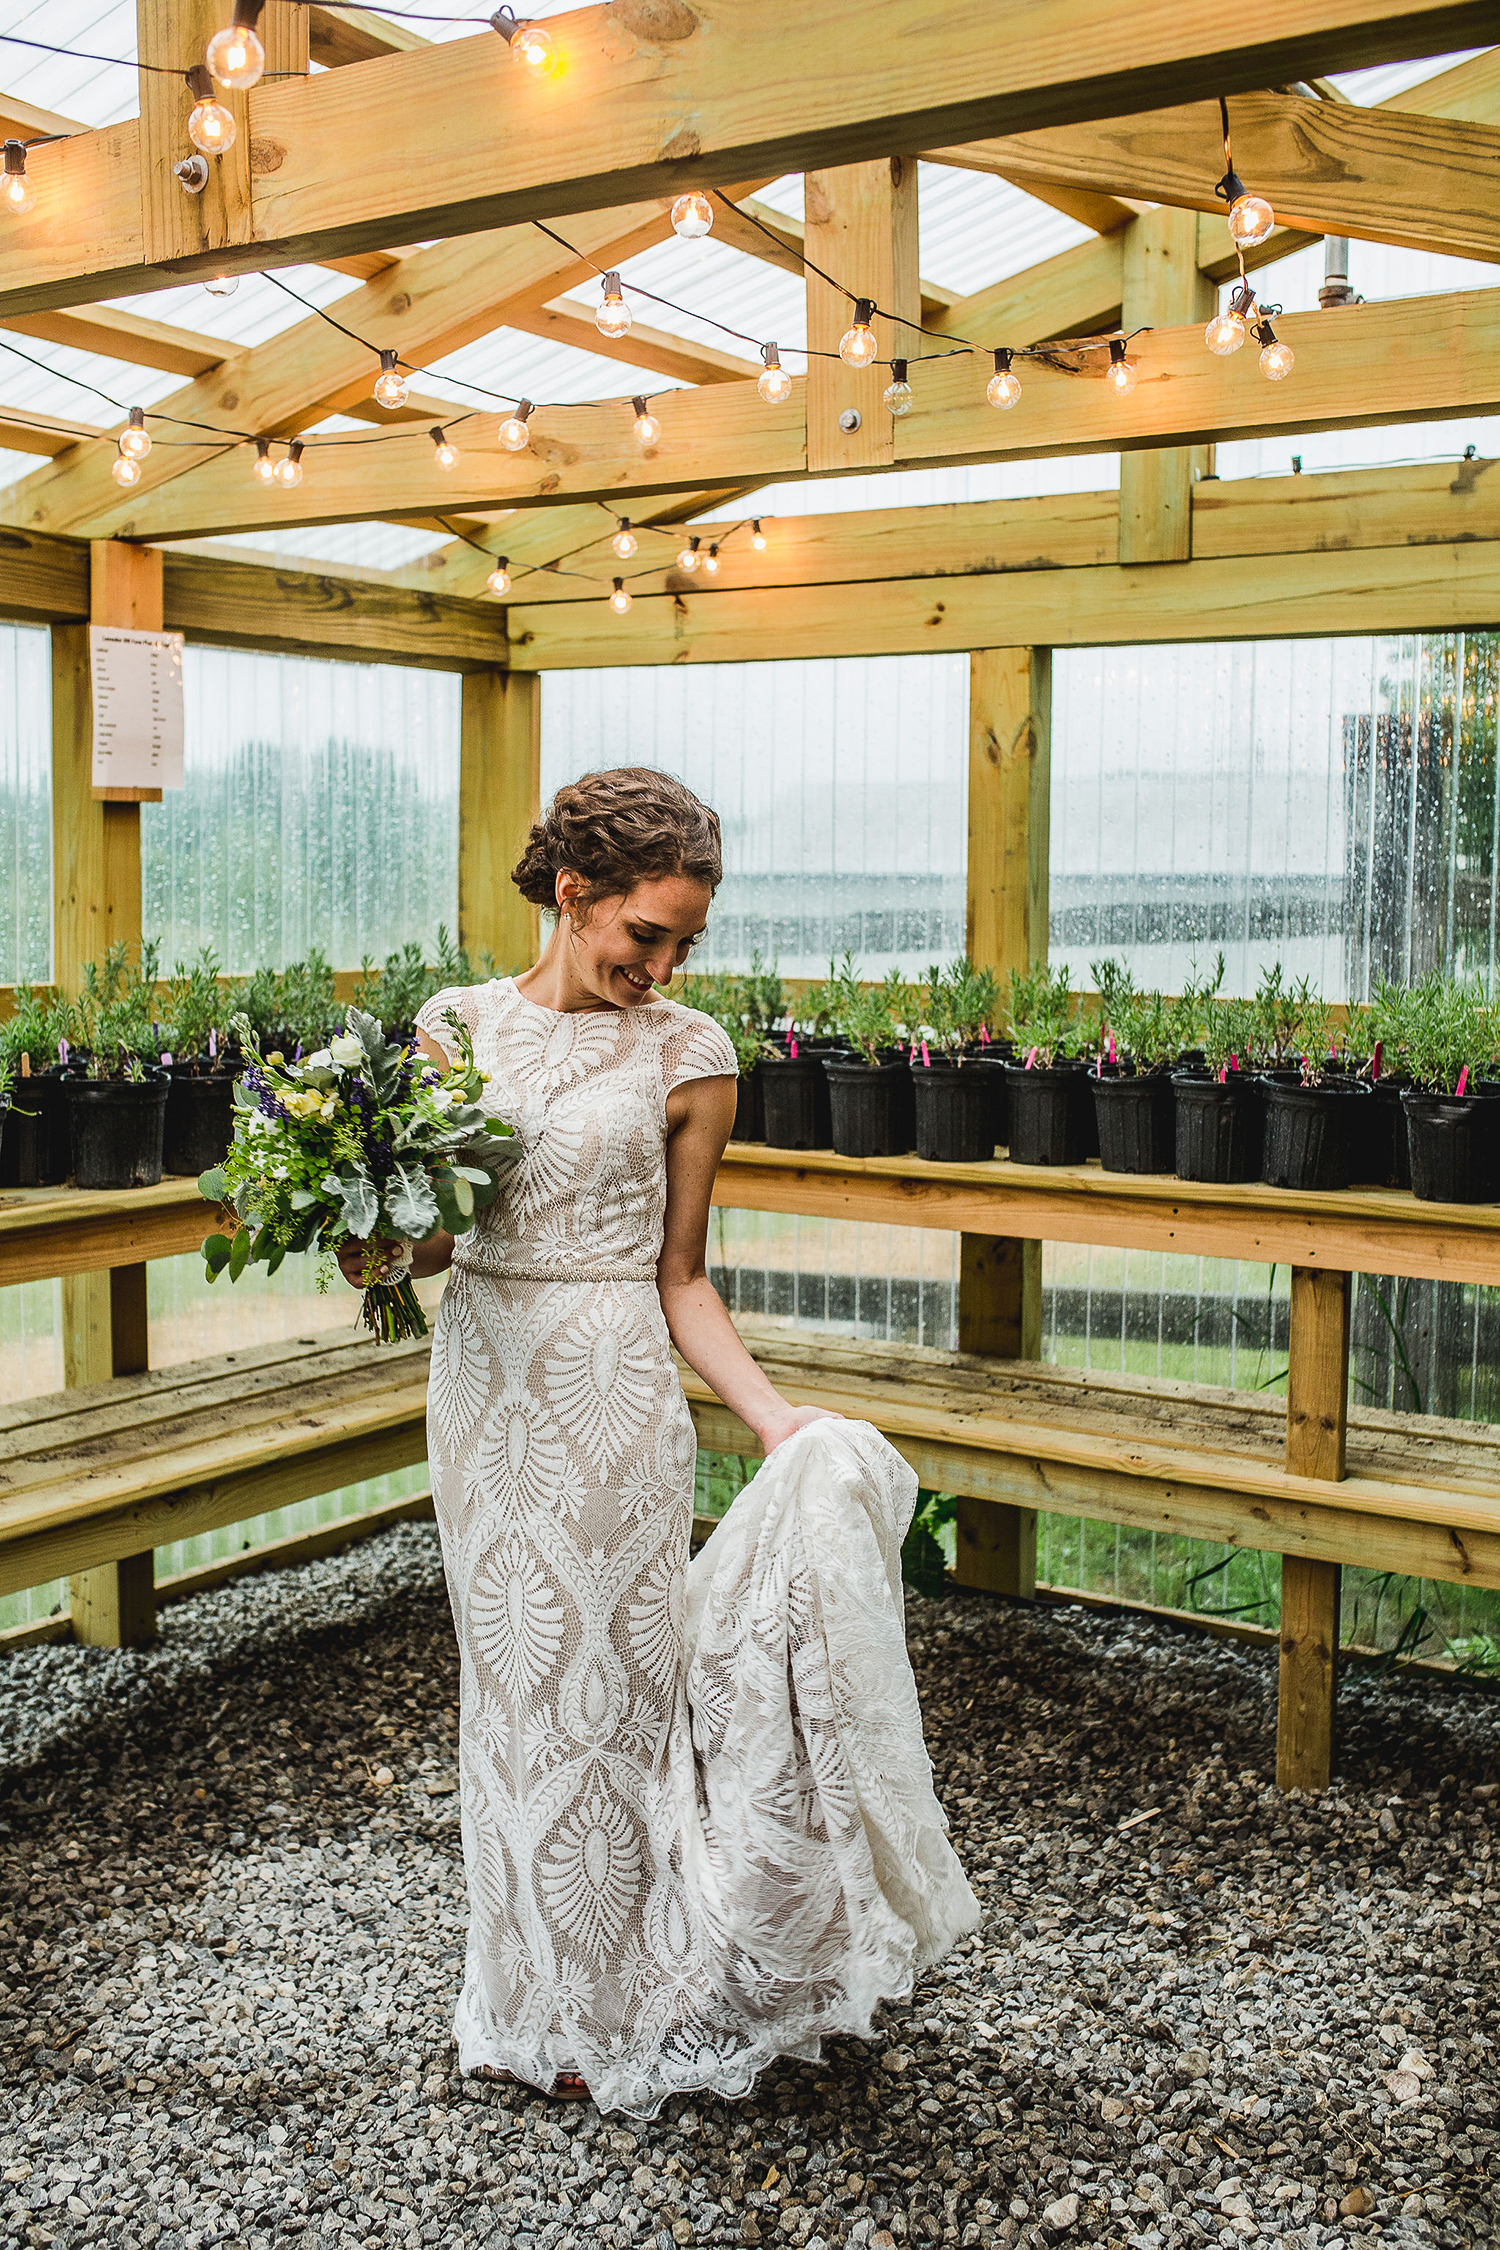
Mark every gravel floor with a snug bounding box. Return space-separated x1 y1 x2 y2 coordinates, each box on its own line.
2 1522 1497 2250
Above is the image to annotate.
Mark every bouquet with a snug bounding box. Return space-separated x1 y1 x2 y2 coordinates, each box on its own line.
198 1005 517 1343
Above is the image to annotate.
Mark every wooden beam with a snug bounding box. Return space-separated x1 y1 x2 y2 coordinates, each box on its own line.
137 1 251 271
0 527 89 621
804 157 920 473
91 290 1500 541
1278 1266 1352 1791
506 299 763 384
161 552 511 670
1118 209 1214 564
1 0 1492 312
0 408 108 457
460 671 539 970
925 230 1125 346
931 91 1500 265
0 306 230 381
0 90 85 143
1381 43 1500 123
308 4 431 67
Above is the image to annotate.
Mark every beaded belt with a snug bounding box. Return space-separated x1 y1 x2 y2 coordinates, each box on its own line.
452 1256 658 1283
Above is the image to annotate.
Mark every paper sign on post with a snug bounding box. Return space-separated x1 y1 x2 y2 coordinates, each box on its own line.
89 625 185 797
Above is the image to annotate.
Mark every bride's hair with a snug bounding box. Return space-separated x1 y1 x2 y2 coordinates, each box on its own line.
512 766 723 914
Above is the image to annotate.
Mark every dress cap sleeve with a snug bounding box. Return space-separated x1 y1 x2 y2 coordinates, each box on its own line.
665 1009 739 1090
415 983 482 1062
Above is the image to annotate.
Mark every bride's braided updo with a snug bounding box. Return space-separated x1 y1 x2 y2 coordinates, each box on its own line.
512 767 723 918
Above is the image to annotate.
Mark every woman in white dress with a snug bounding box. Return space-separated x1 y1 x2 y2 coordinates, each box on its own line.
344 768 977 2115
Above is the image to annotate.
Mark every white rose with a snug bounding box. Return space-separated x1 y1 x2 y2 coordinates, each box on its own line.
428 1086 455 1112
304 1047 332 1069
328 1032 365 1068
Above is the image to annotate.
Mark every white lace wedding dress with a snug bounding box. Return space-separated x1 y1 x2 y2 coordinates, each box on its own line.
416 976 979 2118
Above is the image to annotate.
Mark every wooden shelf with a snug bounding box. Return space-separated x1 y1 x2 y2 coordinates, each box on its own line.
0 1178 210 1286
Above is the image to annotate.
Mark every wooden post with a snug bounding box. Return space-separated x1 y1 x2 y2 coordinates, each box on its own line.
1278 1265 1352 1790
953 647 1051 1597
136 2 307 268
460 668 540 971
1117 209 1216 565
803 157 919 474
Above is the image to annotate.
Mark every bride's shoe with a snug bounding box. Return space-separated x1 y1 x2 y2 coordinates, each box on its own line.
471 2063 590 2101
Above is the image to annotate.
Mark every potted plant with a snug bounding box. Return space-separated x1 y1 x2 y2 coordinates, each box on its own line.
1091 985 1178 1173
243 947 338 1063
0 983 77 1187
762 958 837 1149
65 944 170 1190
1259 978 1369 1191
1174 995 1264 1183
910 957 1000 1163
161 947 243 1177
728 948 783 1138
824 963 915 1158
1004 962 1090 1165
1345 979 1412 1189
1400 973 1492 1203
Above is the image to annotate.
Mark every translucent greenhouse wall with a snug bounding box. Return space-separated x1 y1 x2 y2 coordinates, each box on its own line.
0 621 53 986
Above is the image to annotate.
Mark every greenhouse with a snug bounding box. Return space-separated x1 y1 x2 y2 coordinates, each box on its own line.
2 2 1498 2244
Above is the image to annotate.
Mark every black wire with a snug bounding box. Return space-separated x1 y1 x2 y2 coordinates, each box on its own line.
260 269 386 355
0 30 304 74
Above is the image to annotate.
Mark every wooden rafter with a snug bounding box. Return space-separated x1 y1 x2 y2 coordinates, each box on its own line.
0 0 1491 314
504 301 763 385
0 306 231 381
307 5 431 68
0 408 108 458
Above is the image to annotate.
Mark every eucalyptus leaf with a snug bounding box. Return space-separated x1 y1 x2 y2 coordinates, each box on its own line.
228 1227 251 1281
198 1165 229 1202
202 1233 232 1277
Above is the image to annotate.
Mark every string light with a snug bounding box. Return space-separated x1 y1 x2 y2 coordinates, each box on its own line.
596 272 631 339
839 298 878 368
1 142 31 213
883 357 913 417
1205 282 1254 357
275 438 304 487
204 272 239 296
671 191 713 239
206 1 266 90
609 577 632 614
1216 97 1274 248
491 9 552 70
704 543 720 577
1255 315 1294 381
1106 338 1137 396
986 347 1021 410
677 536 702 574
499 399 533 451
251 437 275 483
611 518 638 559
486 557 511 596
373 349 408 409
632 396 660 446
185 66 235 155
758 343 792 405
111 442 141 488
118 406 152 462
430 425 460 468
751 520 767 551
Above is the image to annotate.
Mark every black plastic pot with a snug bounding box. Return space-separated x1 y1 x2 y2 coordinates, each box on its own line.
825 1056 915 1158
163 1064 237 1176
732 1061 765 1143
0 1067 76 1188
1402 1090 1490 1204
65 1072 169 1190
910 1058 993 1163
1261 1078 1369 1191
967 1054 1010 1154
1173 1071 1263 1184
1004 1063 1091 1166
1347 1075 1412 1189
1092 1070 1176 1175
761 1053 833 1150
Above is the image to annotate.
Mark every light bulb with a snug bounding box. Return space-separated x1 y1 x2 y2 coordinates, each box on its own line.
758 344 792 405
612 519 638 560
373 352 408 409
486 559 511 596
596 272 631 338
671 191 713 239
276 441 304 487
1106 340 1137 396
883 357 912 417
510 21 551 69
430 427 459 469
677 539 701 575
499 403 532 452
188 97 236 155
704 544 720 577
1204 307 1246 356
111 449 141 489
206 23 265 90
610 578 632 614
120 409 152 462
839 298 878 368
1 145 32 214
986 348 1021 410
1228 191 1275 248
251 439 275 484
632 397 659 446
204 272 239 297
1258 332 1294 381
751 520 767 552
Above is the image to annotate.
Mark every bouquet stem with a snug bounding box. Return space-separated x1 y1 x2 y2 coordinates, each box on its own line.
360 1277 429 1344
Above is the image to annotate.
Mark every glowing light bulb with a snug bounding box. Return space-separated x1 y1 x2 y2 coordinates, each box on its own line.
838 298 878 368
111 447 141 489
758 343 792 405
188 96 235 153
251 438 275 484
1204 307 1246 356
1258 327 1294 381
612 519 638 560
609 577 632 614
596 272 631 339
632 397 659 446
1 144 32 214
487 559 512 596
1106 339 1137 396
430 426 460 469
508 19 552 70
671 191 713 240
119 408 152 462
499 401 533 451
883 357 912 417
986 347 1021 410
751 519 767 552
1228 190 1275 248
704 544 720 577
373 351 408 409
204 272 239 297
206 16 265 91
275 440 304 487
677 538 701 575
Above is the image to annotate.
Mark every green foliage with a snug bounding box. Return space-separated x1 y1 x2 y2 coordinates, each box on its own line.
163 947 238 1064
1252 963 1318 1069
73 943 160 1080
1 981 74 1071
1110 987 1176 1073
1399 970 1489 1094
794 963 841 1039
1199 993 1260 1078
351 926 496 1036
920 955 1000 1057
240 951 337 1055
1006 961 1081 1067
901 1489 956 1601
740 948 784 1037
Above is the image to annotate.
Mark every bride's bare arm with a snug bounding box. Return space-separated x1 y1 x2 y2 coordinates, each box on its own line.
336 1027 456 1287
657 1075 840 1456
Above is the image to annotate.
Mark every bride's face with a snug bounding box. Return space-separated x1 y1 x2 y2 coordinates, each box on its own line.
558 871 713 1007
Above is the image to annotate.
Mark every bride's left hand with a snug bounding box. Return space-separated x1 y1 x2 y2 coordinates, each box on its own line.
757 1402 843 1456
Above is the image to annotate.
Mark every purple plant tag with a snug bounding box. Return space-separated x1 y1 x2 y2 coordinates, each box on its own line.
1371 1039 1382 1082
161 1051 172 1067
58 1038 68 1065
209 1026 218 1059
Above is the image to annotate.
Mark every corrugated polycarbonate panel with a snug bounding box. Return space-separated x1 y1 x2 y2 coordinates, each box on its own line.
541 653 968 979
0 621 51 984
141 647 459 974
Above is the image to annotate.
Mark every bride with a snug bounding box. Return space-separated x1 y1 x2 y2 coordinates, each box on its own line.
342 765 978 2115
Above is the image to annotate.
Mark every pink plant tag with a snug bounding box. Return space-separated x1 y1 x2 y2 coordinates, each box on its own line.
1230 1052 1239 1072
161 1051 172 1067
1371 1039 1382 1082
1107 1031 1116 1065
920 1040 931 1067
789 1036 798 1059
979 1023 990 1046
1218 1065 1228 1084
1026 1046 1038 1069
1457 1064 1470 1097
